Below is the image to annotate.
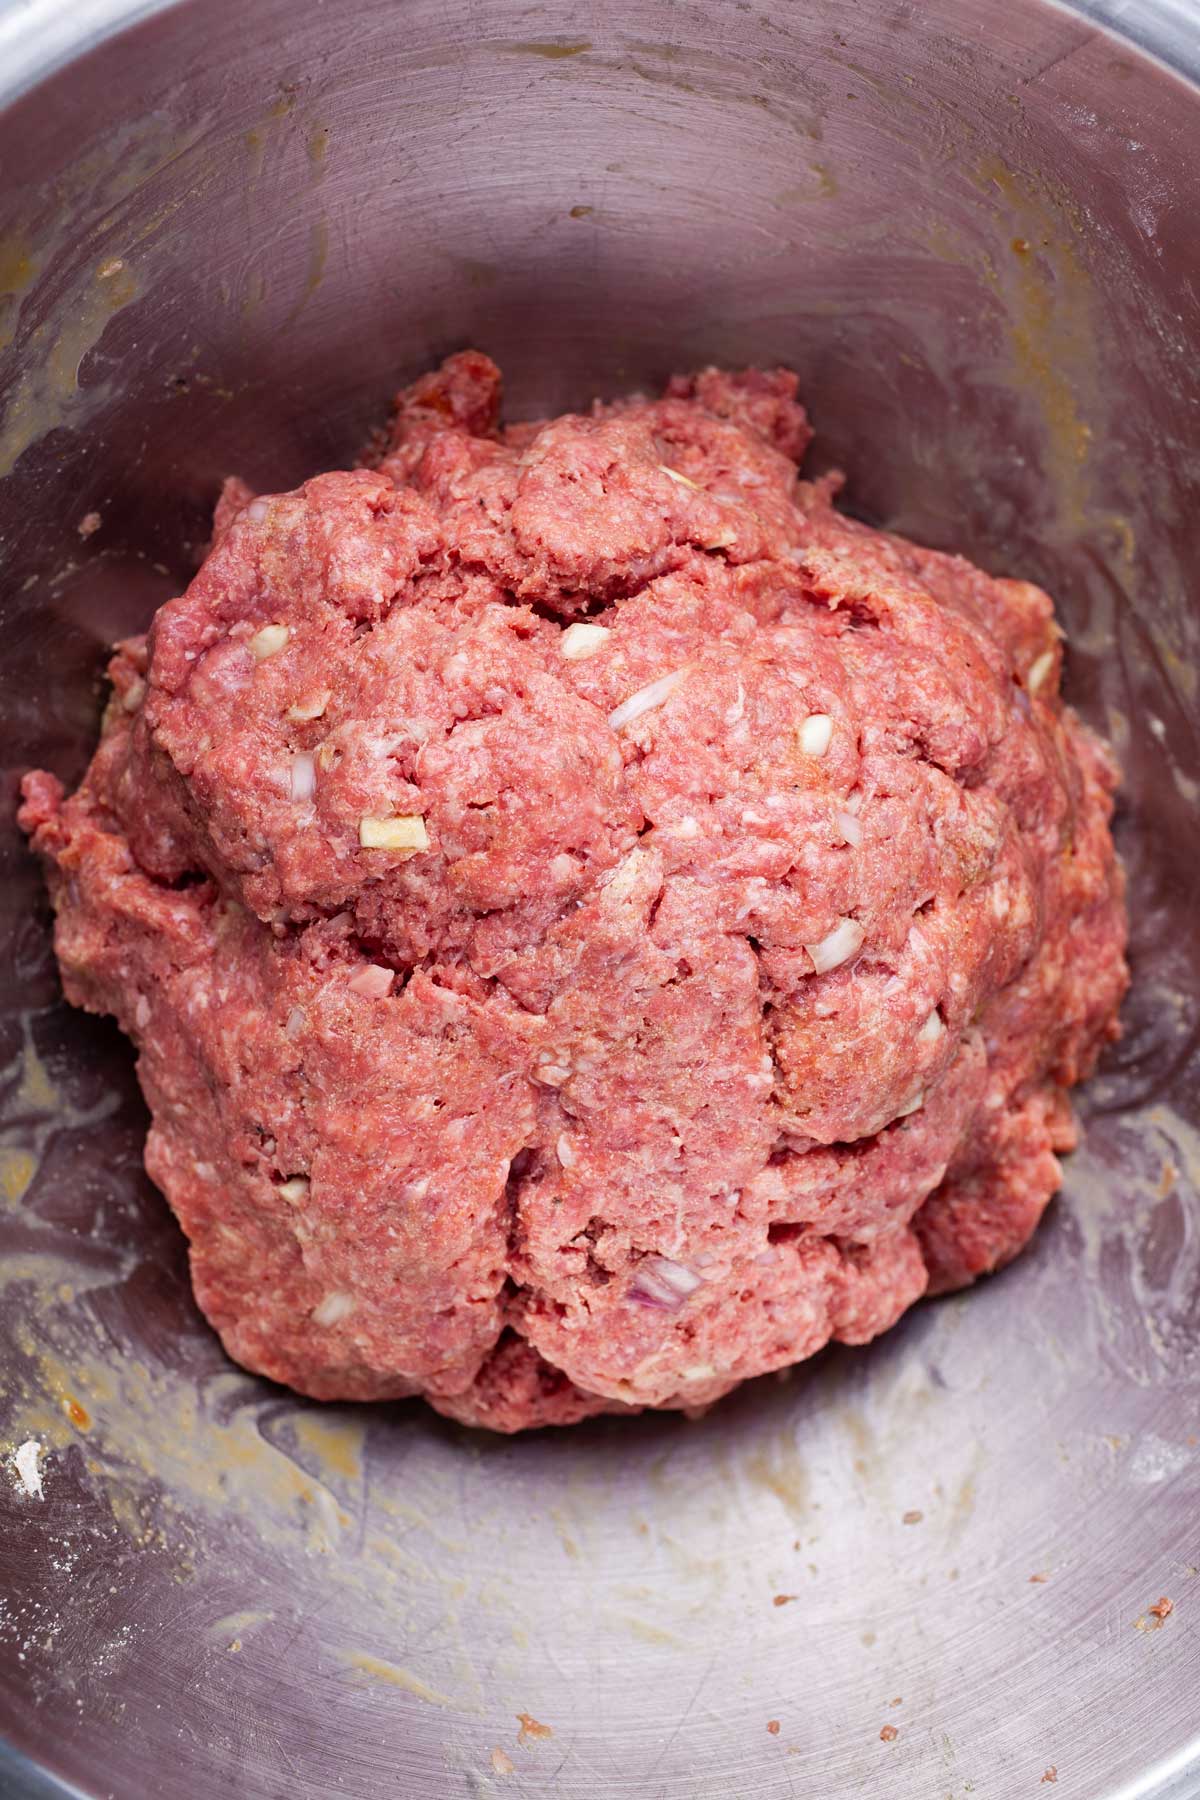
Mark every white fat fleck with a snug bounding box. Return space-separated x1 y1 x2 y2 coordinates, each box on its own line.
246 497 272 522
134 995 151 1029
896 1091 925 1118
285 1006 306 1038
559 622 612 661
278 1177 310 1204
549 852 581 884
13 1440 43 1499
742 809 770 827
535 1058 572 1088
835 810 862 847
798 713 833 756
1027 650 1055 693
805 917 864 974
608 668 689 732
313 1291 355 1327
359 814 429 854
601 849 648 901
657 463 699 489
556 1133 577 1169
249 623 289 661
673 816 700 839
918 1010 944 1043
122 678 146 713
681 1363 717 1382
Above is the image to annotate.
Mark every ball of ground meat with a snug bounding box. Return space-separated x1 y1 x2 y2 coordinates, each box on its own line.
20 352 1128 1431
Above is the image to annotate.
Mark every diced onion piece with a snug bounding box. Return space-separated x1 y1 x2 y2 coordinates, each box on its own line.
122 678 146 713
657 463 699 489
1027 650 1055 694
896 1091 924 1118
556 1133 577 1168
312 1291 355 1327
560 622 612 661
249 623 289 660
805 917 864 974
348 963 394 998
608 668 688 732
799 713 833 756
290 752 316 802
836 810 863 847
277 1176 310 1204
704 527 738 550
358 814 429 854
627 1255 704 1311
287 691 330 722
918 1009 944 1043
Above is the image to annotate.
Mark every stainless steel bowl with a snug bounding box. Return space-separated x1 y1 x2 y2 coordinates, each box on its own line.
2 2 1198 1795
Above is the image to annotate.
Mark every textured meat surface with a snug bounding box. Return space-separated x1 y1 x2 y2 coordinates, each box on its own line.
20 352 1128 1430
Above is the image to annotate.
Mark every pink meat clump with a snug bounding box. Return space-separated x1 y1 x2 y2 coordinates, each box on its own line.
20 352 1128 1431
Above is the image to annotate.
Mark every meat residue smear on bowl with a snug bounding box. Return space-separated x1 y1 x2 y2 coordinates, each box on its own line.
19 351 1128 1432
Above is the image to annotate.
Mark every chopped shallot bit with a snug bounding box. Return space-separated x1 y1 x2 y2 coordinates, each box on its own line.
918 1009 944 1043
249 623 289 660
286 690 330 722
284 1006 306 1038
608 668 689 732
358 813 429 854
277 1176 310 1203
657 463 699 489
805 917 864 974
560 622 612 660
290 752 316 802
555 1133 577 1168
312 1290 355 1326
1027 649 1055 693
835 809 862 847
347 963 394 998
799 713 833 756
627 1255 703 1311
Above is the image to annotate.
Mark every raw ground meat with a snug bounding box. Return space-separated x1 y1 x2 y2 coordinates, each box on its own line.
20 352 1128 1431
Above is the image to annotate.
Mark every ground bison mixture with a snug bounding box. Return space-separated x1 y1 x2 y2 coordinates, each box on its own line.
20 353 1128 1431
